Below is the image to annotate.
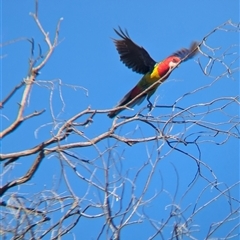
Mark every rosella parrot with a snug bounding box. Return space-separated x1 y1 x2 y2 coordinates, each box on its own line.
108 27 199 118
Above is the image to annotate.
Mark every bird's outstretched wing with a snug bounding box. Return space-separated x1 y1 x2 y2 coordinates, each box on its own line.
113 27 157 74
170 41 199 61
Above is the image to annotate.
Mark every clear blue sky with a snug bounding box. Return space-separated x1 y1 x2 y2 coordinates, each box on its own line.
1 1 239 239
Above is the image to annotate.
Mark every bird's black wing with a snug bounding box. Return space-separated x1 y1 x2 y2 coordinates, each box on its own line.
113 27 157 74
171 41 199 61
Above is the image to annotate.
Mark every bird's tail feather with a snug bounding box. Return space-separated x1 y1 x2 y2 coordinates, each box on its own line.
108 85 146 118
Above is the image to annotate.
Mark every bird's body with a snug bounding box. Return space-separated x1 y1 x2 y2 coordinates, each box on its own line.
108 28 199 118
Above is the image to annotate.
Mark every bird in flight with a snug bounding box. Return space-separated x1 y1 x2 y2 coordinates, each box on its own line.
108 27 199 118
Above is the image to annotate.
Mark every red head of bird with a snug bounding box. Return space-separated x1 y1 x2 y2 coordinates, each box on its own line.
157 56 181 78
